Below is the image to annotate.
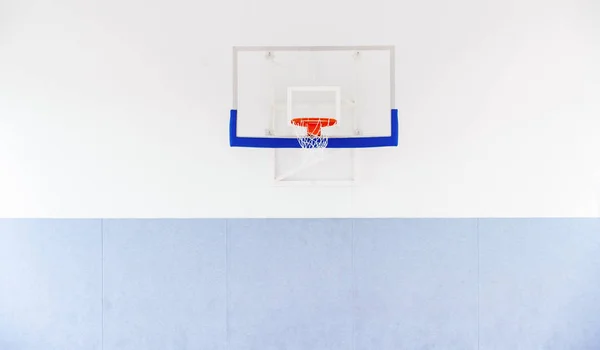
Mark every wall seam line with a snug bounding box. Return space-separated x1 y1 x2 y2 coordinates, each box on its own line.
477 218 480 350
225 219 230 350
351 218 356 350
101 219 104 350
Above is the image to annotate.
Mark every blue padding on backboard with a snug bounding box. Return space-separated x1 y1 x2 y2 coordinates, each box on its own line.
229 109 398 148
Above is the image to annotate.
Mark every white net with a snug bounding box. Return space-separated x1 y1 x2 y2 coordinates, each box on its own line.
292 119 334 150
278 120 332 180
293 125 329 149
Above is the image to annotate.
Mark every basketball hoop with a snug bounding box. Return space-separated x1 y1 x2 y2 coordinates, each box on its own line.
291 117 337 149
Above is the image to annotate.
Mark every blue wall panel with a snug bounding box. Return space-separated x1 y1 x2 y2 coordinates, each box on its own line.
227 219 353 350
479 219 600 349
102 219 226 350
0 220 102 350
1 218 600 349
353 219 478 350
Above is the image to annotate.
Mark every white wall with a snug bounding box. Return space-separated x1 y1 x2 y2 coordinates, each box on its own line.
1 0 599 217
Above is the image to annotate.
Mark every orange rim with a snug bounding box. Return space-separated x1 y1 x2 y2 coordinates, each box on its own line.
291 117 337 136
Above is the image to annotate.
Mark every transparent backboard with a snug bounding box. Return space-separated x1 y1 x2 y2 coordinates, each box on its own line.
234 46 394 138
232 46 396 182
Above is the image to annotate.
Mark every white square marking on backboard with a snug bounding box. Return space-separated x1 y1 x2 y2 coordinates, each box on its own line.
287 86 341 126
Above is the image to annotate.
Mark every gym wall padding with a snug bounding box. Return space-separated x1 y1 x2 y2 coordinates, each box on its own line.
1 219 599 349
